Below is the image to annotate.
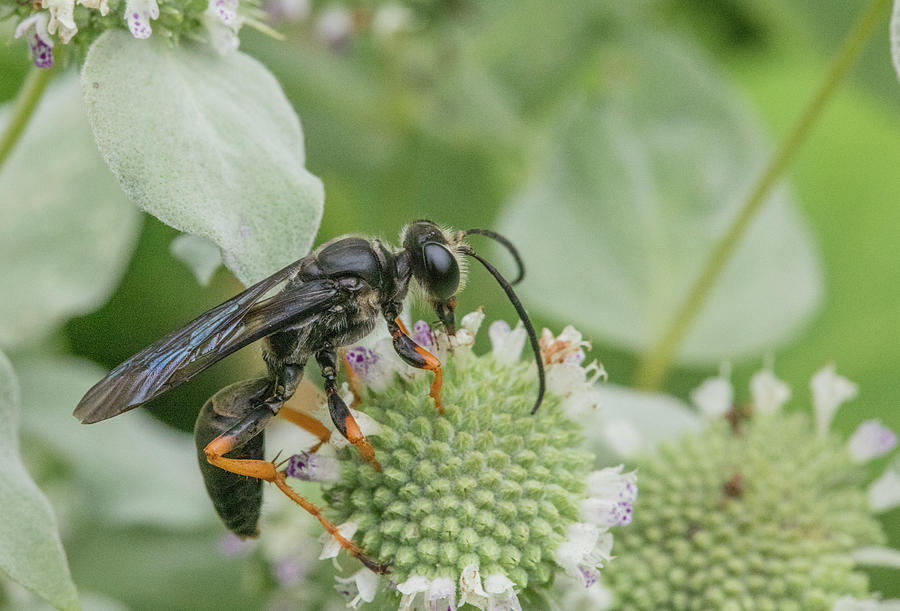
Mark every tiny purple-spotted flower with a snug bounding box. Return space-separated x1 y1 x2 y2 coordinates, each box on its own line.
15 14 54 69
412 320 433 348
847 420 898 463
345 346 380 378
284 451 340 482
125 0 160 39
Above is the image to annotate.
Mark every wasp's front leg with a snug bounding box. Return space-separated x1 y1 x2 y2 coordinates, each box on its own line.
387 317 444 413
316 346 380 471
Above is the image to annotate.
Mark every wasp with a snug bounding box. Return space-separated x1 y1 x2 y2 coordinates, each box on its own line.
74 220 545 572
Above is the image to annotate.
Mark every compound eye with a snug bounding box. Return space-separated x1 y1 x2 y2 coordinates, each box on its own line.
422 243 459 299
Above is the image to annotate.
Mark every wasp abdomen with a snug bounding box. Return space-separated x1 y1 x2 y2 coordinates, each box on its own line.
194 378 270 538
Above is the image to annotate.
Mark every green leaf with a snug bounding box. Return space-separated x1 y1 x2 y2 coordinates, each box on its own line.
82 30 324 286
15 356 213 529
169 233 223 286
497 32 823 365
583 384 702 464
0 74 141 350
0 349 79 611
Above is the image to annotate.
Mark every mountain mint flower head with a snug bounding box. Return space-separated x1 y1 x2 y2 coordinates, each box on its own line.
602 364 899 610
5 0 258 66
280 311 634 609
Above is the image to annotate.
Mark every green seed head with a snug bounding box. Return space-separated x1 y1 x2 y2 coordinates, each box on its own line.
602 411 887 611
283 314 635 609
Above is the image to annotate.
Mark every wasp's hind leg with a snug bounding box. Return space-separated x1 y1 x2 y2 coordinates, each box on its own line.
196 378 388 573
316 346 381 471
388 317 444 413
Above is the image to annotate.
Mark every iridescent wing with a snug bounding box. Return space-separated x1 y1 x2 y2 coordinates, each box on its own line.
74 261 341 424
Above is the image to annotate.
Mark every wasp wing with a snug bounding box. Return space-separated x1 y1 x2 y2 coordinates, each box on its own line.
74 264 341 424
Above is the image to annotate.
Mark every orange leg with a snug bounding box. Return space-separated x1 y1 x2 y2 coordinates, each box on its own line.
317 347 381 471
204 435 388 574
415 345 443 414
277 405 332 449
392 317 444 414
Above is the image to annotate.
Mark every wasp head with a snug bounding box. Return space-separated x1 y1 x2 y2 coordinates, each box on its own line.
402 220 467 335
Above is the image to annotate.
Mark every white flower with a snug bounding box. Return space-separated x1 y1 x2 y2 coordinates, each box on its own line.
483 574 521 611
318 521 358 560
203 0 242 53
691 367 733 419
372 3 413 38
847 420 897 463
124 0 160 39
832 596 900 611
554 522 614 588
426 576 456 611
458 565 489 610
454 565 522 611
811 363 858 435
316 6 353 47
869 468 900 513
284 450 340 482
397 575 429 611
335 568 379 609
41 0 77 43
539 325 605 415
489 320 526 363
581 465 638 528
749 368 791 414
78 0 109 16
14 14 54 69
266 0 310 22
345 346 398 392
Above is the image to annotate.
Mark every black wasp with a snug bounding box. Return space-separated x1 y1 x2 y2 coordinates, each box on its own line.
74 220 545 572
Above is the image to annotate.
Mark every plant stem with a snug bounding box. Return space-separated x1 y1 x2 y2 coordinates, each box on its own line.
0 67 54 173
633 0 892 390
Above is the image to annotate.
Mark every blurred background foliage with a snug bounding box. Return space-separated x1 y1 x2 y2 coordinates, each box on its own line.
1 0 899 608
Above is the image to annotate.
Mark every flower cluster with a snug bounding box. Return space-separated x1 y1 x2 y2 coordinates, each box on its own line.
272 311 634 609
602 364 899 610
8 0 250 68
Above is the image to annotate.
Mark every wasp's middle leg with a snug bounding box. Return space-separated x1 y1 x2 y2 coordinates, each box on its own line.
316 346 380 471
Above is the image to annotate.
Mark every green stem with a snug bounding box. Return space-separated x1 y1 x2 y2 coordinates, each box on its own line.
633 0 892 390
0 66 54 173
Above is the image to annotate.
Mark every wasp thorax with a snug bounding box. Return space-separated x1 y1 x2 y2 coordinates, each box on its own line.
307 314 634 610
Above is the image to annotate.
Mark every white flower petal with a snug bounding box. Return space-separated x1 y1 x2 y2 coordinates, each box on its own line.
483 573 521 611
335 568 379 609
78 0 109 15
285 451 340 482
869 468 900 513
372 3 413 37
460 309 485 335
124 0 160 39
42 0 77 42
811 363 858 435
690 375 733 419
489 320 526 363
851 546 900 570
426 576 455 611
847 420 897 463
318 521 358 560
397 575 430 611
316 6 353 47
458 564 489 610
14 14 54 69
749 368 791 414
202 0 242 53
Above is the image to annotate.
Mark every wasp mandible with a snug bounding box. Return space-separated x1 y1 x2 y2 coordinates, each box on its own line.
74 220 545 571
